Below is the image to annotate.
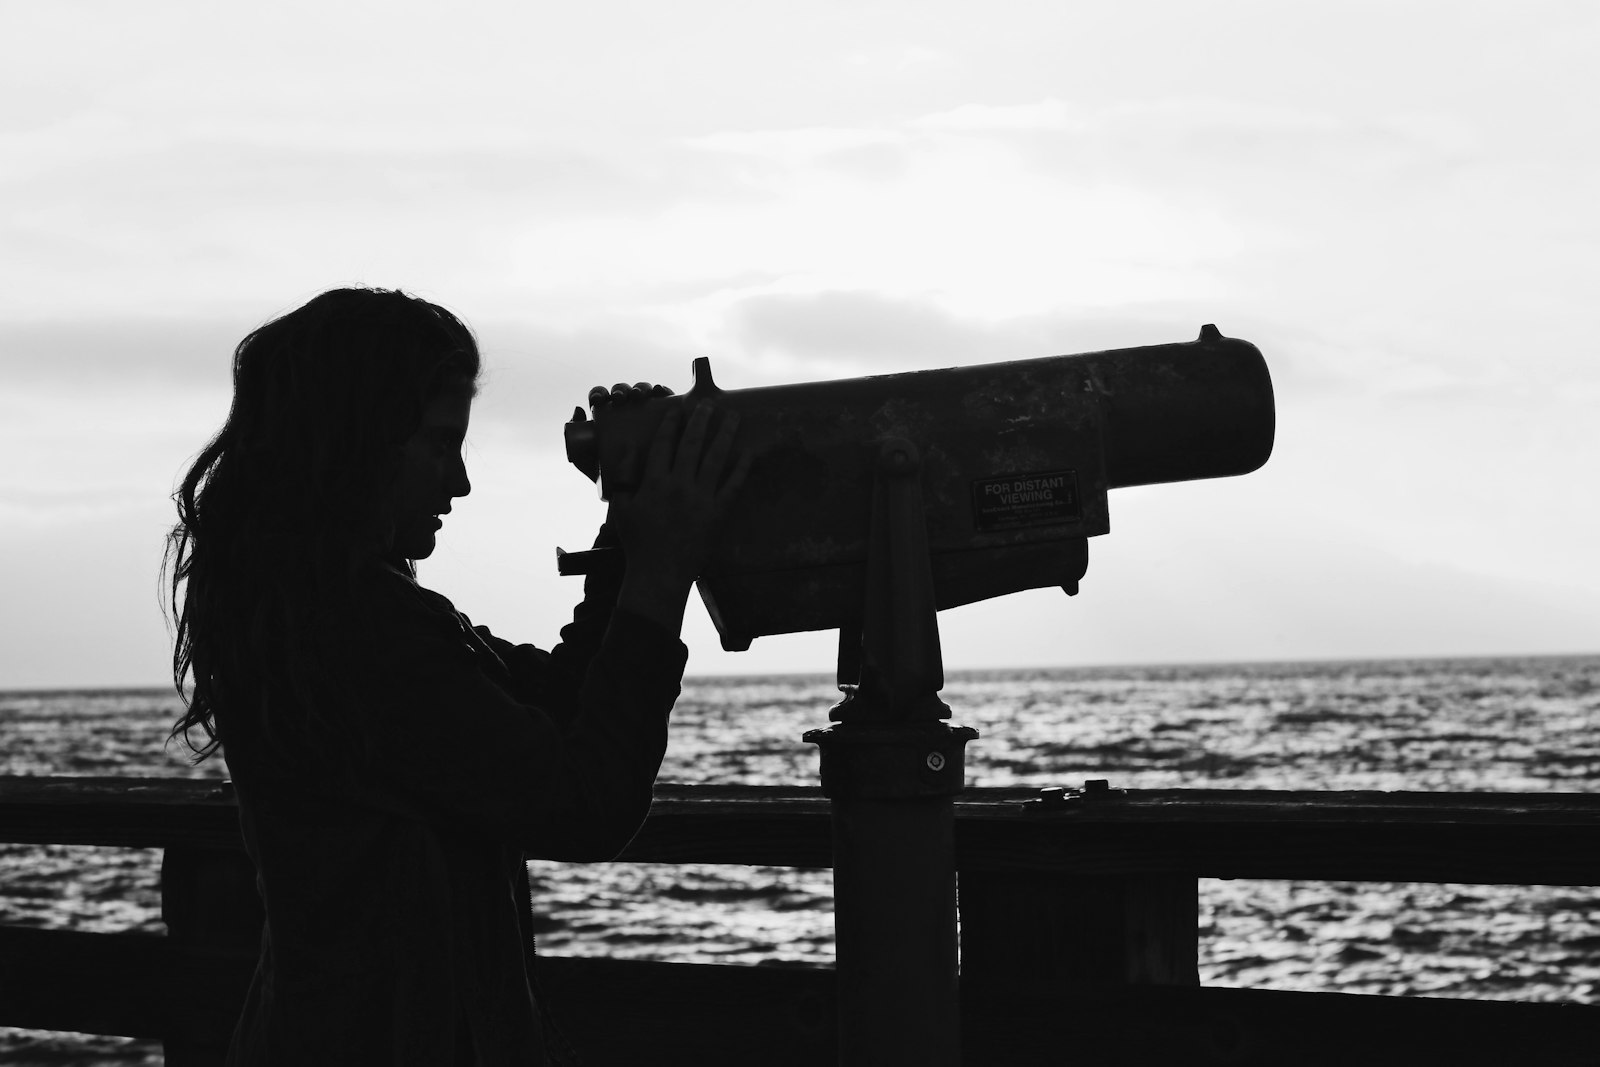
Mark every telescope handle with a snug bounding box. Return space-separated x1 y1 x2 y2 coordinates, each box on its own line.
555 546 619 577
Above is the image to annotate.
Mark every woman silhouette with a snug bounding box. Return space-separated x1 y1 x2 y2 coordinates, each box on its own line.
165 287 745 1065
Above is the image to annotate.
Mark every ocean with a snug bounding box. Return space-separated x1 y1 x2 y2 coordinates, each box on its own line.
2 654 1598 1063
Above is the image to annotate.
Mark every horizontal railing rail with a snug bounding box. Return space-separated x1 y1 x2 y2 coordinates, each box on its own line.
7 776 1600 882
1 775 1597 1065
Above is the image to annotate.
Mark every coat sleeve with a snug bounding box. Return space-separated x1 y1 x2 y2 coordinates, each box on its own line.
471 524 629 723
342 569 685 863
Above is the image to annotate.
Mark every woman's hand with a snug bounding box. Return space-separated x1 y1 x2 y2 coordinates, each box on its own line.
606 402 750 633
588 381 675 409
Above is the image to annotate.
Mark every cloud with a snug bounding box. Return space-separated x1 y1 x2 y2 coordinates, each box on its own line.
729 290 995 372
911 99 1092 134
0 135 733 318
689 127 902 164
725 288 1265 376
464 317 714 444
931 475 1600 671
0 319 242 393
0 501 176 688
912 93 1461 168
899 96 1496 264
931 527 1600 671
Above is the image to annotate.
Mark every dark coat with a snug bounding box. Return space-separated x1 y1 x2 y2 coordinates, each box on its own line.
221 558 686 1065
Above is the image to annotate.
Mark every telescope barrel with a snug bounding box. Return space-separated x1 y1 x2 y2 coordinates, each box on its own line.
1097 324 1274 488
564 325 1273 649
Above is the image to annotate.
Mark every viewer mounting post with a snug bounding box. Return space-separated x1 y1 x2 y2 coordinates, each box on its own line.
804 438 976 1066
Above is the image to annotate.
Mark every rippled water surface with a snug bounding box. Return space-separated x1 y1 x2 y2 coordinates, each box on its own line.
3 655 1598 1060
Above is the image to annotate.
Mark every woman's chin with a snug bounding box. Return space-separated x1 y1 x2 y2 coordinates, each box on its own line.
393 532 437 561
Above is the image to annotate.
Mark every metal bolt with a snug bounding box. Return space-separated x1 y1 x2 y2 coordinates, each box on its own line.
925 751 946 772
1080 779 1126 801
1021 785 1078 814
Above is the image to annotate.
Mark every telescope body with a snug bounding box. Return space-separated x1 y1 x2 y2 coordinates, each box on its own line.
565 326 1273 650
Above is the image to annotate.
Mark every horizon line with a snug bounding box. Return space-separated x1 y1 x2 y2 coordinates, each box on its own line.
5 648 1598 696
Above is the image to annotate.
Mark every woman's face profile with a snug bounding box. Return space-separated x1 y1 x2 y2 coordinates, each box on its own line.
391 388 473 561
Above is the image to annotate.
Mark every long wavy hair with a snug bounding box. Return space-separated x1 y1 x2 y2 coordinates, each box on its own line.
164 288 481 766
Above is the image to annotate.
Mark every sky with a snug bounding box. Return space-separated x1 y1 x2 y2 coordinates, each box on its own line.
2 0 1597 689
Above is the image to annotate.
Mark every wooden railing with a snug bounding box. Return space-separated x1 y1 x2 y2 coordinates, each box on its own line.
2 776 1598 1065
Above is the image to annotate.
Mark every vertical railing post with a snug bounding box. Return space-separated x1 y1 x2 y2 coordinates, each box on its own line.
959 864 1200 986
160 844 262 1067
